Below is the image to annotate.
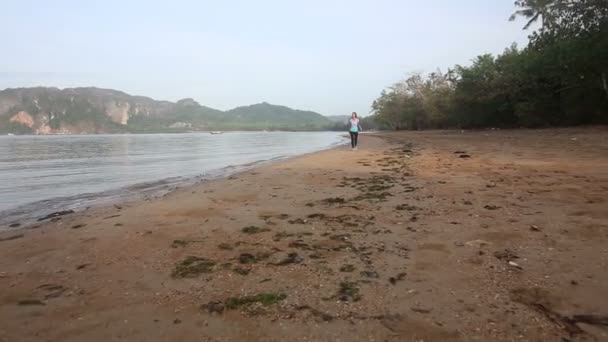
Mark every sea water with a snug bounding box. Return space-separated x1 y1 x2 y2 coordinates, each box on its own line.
0 132 346 228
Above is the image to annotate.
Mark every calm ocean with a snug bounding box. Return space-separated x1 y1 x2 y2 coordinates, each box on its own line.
0 132 346 228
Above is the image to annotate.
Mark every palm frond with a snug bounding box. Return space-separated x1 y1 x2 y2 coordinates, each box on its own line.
523 13 541 29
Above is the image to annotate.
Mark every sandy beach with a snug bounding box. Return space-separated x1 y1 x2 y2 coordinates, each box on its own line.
1 128 607 342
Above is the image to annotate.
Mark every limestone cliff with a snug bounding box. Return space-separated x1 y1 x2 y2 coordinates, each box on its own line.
9 111 34 127
0 87 332 134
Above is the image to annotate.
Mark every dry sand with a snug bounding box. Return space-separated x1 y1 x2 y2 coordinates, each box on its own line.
1 128 607 342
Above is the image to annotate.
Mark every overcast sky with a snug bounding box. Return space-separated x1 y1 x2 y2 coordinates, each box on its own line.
1 0 532 116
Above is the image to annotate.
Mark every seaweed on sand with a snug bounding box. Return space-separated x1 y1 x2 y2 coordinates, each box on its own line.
225 293 287 310
340 264 355 272
338 281 361 302
322 197 346 205
172 256 216 278
241 226 271 234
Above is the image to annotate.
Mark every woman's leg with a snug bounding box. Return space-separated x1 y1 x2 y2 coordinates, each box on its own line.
353 132 359 147
349 131 355 148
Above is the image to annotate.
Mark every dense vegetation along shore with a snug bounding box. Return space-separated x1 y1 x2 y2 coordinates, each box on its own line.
1 128 607 341
370 1 608 130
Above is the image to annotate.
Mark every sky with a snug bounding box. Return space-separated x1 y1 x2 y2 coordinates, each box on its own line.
0 0 533 116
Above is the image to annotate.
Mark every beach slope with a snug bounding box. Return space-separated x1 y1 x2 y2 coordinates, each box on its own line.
1 128 607 341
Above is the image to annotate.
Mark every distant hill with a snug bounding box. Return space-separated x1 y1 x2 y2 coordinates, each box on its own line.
0 87 333 134
225 103 331 130
326 115 350 123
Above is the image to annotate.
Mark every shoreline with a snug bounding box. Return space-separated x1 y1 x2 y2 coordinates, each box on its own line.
0 136 348 231
1 130 352 136
1 128 607 341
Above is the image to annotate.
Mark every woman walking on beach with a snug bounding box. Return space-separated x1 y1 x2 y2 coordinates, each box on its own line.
349 112 362 150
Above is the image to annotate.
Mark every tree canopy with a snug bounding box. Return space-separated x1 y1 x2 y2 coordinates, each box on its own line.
372 0 608 129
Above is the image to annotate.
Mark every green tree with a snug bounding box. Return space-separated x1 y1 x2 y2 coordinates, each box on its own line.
370 0 608 129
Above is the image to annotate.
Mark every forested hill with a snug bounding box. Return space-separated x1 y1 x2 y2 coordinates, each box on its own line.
224 103 331 129
371 0 608 130
0 87 333 134
326 115 350 123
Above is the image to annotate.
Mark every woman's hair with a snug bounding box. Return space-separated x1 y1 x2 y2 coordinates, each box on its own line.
351 112 358 118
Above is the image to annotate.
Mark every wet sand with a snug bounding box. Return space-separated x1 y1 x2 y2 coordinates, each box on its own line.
1 128 607 342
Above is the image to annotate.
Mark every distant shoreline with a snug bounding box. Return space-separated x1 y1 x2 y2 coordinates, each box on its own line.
2 129 347 136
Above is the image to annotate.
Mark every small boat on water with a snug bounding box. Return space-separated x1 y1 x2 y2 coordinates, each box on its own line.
210 131 223 135
7 133 14 136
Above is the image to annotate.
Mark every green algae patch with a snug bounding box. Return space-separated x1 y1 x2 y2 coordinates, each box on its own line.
171 239 204 248
338 281 361 302
340 264 355 272
225 293 287 310
172 256 216 278
241 226 271 234
239 252 272 264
